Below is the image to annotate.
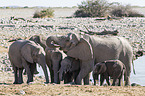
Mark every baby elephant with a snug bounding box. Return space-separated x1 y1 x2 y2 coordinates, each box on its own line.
59 56 80 84
93 60 126 86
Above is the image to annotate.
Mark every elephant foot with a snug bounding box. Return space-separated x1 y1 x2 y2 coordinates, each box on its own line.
27 80 33 84
13 82 23 84
18 82 23 84
13 82 18 84
44 81 49 84
111 84 115 86
125 82 130 86
66 82 75 85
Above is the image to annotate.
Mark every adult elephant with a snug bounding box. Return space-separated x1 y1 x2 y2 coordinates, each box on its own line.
8 40 49 84
30 35 64 84
46 33 133 86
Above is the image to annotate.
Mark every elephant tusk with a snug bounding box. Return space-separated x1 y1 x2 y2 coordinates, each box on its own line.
53 44 60 47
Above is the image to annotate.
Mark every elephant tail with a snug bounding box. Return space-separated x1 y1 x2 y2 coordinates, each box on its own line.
132 60 136 75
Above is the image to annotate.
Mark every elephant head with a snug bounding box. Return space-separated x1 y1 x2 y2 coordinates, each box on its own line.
46 35 70 49
61 33 93 61
59 57 72 81
21 41 49 83
29 35 46 50
59 57 80 82
93 62 107 75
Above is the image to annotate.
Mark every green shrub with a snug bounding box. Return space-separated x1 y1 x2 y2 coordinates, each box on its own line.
110 5 144 17
33 8 54 18
74 0 113 17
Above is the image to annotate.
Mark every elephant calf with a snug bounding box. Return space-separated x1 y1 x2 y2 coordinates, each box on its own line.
59 56 80 84
93 60 126 86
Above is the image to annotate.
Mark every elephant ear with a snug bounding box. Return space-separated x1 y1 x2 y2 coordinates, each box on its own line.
21 43 34 63
69 33 80 46
98 63 106 74
67 38 93 61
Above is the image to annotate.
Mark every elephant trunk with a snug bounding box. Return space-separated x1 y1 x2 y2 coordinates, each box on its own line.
38 54 49 83
59 68 64 81
46 36 60 48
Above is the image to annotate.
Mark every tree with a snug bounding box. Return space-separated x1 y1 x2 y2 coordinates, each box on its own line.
74 0 113 17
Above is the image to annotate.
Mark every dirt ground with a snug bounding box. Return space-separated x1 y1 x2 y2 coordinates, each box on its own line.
0 72 145 95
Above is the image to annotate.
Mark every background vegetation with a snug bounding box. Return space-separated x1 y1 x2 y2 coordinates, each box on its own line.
74 0 144 17
33 8 54 18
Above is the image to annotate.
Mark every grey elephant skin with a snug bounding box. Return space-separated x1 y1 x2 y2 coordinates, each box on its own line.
30 35 64 84
8 40 49 84
93 60 126 86
46 33 133 85
59 56 80 84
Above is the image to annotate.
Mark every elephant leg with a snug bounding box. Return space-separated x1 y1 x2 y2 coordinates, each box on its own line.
13 67 18 84
93 73 99 85
29 63 36 82
74 70 80 84
119 54 132 86
22 58 33 83
75 61 93 85
83 73 90 85
112 78 118 86
76 68 90 85
49 67 54 83
106 76 110 86
64 72 73 84
52 60 61 84
125 69 131 86
100 75 105 86
118 72 123 86
18 68 24 84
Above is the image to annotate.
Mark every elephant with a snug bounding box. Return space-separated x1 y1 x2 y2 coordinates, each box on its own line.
93 60 126 86
59 56 80 84
45 47 63 84
8 40 49 84
46 32 133 85
29 35 64 84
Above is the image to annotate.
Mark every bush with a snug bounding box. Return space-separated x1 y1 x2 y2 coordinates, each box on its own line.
128 10 144 17
33 8 54 18
74 0 113 17
110 5 144 17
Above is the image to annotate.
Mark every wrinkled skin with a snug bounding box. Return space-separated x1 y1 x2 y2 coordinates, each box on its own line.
47 33 133 85
8 40 49 84
93 60 126 86
30 35 64 84
59 56 80 84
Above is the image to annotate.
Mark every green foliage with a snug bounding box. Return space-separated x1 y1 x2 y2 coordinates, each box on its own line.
24 6 29 8
110 5 144 17
33 8 54 18
74 0 113 17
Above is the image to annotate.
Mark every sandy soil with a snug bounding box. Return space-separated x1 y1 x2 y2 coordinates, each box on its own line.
0 72 145 96
0 7 145 95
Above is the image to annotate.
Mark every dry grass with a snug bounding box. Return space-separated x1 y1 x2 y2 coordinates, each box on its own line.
0 83 145 95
